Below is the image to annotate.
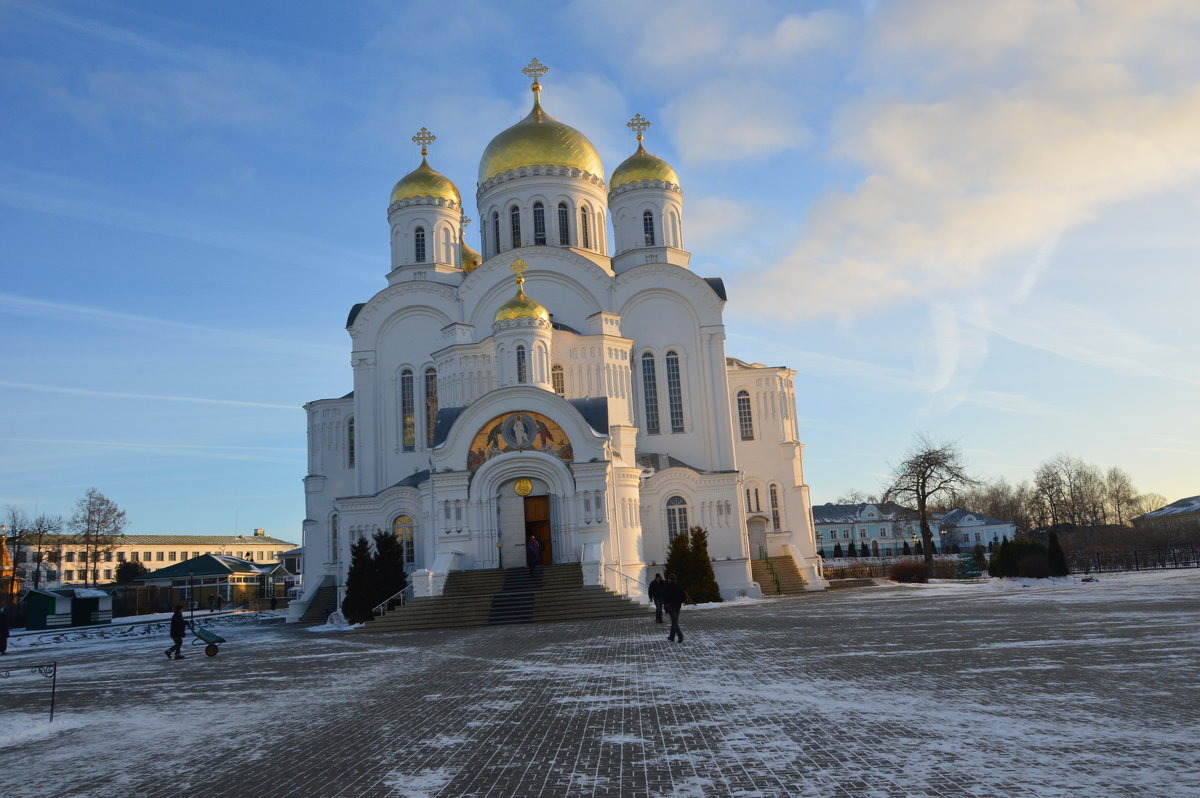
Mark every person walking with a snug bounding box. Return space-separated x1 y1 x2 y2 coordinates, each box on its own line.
0 608 9 655
164 606 187 660
526 534 543 578
663 573 686 643
647 573 665 623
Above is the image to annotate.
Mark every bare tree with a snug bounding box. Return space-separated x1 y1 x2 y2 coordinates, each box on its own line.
25 513 65 589
69 488 126 587
835 489 878 504
3 506 28 605
882 434 978 565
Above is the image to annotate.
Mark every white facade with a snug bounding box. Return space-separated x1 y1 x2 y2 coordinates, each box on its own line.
812 503 938 558
939 509 1018 551
293 68 824 620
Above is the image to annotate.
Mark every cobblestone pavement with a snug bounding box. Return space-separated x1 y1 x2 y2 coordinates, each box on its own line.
3 571 1198 797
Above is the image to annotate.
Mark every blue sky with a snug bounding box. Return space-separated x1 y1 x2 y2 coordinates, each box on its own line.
2 0 1197 538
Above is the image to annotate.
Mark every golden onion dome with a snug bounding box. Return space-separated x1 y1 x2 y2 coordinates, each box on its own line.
389 156 461 206
494 259 550 323
461 240 483 273
478 91 604 184
610 143 680 191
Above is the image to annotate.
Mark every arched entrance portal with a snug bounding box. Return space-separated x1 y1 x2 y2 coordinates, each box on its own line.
497 477 553 569
747 517 769 560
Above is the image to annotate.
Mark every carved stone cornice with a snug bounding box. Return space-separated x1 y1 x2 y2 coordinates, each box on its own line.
608 179 683 198
386 196 462 216
477 166 607 196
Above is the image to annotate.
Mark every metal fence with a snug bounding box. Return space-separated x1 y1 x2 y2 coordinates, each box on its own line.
1070 546 1200 574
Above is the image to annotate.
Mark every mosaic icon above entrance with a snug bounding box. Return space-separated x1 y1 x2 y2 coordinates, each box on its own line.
468 411 573 472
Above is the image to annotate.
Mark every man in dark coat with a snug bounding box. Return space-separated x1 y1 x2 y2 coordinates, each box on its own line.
0 608 9 655
647 573 665 623
165 606 187 660
662 573 686 643
526 534 542 578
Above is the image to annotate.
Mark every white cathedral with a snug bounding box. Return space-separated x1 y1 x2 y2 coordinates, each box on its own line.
290 61 825 621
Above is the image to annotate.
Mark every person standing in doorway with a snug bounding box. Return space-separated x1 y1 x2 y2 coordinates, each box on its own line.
526 534 542 578
663 573 686 643
648 573 665 624
165 606 187 660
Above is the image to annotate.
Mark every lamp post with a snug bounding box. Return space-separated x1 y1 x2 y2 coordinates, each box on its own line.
188 569 195 625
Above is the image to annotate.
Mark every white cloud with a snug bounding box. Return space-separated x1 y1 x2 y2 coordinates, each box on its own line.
665 79 809 162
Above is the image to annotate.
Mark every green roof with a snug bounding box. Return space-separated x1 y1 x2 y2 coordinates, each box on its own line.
135 554 284 581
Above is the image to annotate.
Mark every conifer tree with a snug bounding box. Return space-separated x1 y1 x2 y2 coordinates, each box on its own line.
858 542 869 557
372 529 407 607
664 532 691 587
341 536 375 623
1047 531 1070 577
686 526 722 603
833 542 844 558
901 540 911 555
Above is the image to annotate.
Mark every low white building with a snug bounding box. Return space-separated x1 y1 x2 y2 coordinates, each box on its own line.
812 503 941 558
938 510 1017 550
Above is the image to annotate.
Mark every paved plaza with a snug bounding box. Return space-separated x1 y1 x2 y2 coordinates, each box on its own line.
3 570 1198 797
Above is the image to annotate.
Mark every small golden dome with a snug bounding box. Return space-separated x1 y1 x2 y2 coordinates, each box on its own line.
461 240 483 273
494 258 550 323
478 92 604 184
610 143 680 191
390 157 461 206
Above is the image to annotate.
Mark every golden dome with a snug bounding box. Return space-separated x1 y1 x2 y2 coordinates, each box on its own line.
389 157 461 206
610 143 680 191
461 240 483 273
478 92 604 184
494 259 550 323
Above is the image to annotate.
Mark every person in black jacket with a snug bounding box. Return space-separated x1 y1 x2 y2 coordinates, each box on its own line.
647 573 665 623
662 573 686 643
0 608 9 655
165 606 187 660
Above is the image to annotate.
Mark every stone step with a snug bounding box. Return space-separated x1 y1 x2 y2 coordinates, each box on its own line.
751 556 809 596
298 583 337 624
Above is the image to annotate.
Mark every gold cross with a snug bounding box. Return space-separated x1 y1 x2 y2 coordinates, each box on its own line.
627 114 650 143
412 127 436 156
461 216 472 230
510 258 529 285
522 58 549 88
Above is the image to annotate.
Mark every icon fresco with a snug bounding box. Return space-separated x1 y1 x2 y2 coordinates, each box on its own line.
468 411 573 472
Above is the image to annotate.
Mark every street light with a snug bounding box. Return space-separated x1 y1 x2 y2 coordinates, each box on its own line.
188 569 195 625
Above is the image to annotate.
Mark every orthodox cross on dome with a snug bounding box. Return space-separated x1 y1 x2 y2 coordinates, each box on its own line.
412 127 436 156
460 215 472 240
627 113 650 144
522 58 549 91
510 258 529 287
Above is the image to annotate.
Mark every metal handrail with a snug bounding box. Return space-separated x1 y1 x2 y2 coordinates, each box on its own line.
372 582 414 617
603 564 648 598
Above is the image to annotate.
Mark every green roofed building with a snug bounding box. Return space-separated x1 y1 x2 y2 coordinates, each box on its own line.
135 553 289 609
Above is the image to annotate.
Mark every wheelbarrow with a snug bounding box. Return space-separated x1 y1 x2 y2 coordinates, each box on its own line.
190 624 227 657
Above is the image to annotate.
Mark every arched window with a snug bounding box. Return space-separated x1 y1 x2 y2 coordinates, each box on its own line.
516 345 527 384
392 514 415 565
754 488 762 512
557 202 570 245
330 514 339 563
533 202 546 245
666 495 689 542
414 226 426 263
400 369 415 451
580 207 591 249
510 206 522 248
346 418 355 468
424 367 438 449
643 211 656 246
665 350 684 432
769 484 781 530
737 390 754 440
551 363 565 396
492 212 500 256
640 352 660 434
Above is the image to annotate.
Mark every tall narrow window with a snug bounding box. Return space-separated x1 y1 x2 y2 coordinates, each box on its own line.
510 206 522 248
492 212 500 256
666 495 689 543
643 211 656 246
557 202 570 245
754 488 761 512
393 514 415 565
330 514 339 563
533 202 546 245
424 367 438 449
665 350 684 432
770 485 781 530
551 363 565 396
737 390 754 440
346 418 355 468
401 369 415 451
516 345 527 384
580 207 591 249
640 352 660 434
414 226 426 262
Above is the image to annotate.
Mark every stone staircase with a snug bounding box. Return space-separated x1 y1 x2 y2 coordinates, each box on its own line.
298 581 338 624
359 563 651 634
751 555 809 596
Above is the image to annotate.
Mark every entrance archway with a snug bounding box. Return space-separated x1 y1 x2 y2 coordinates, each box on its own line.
747 517 768 560
497 477 552 569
